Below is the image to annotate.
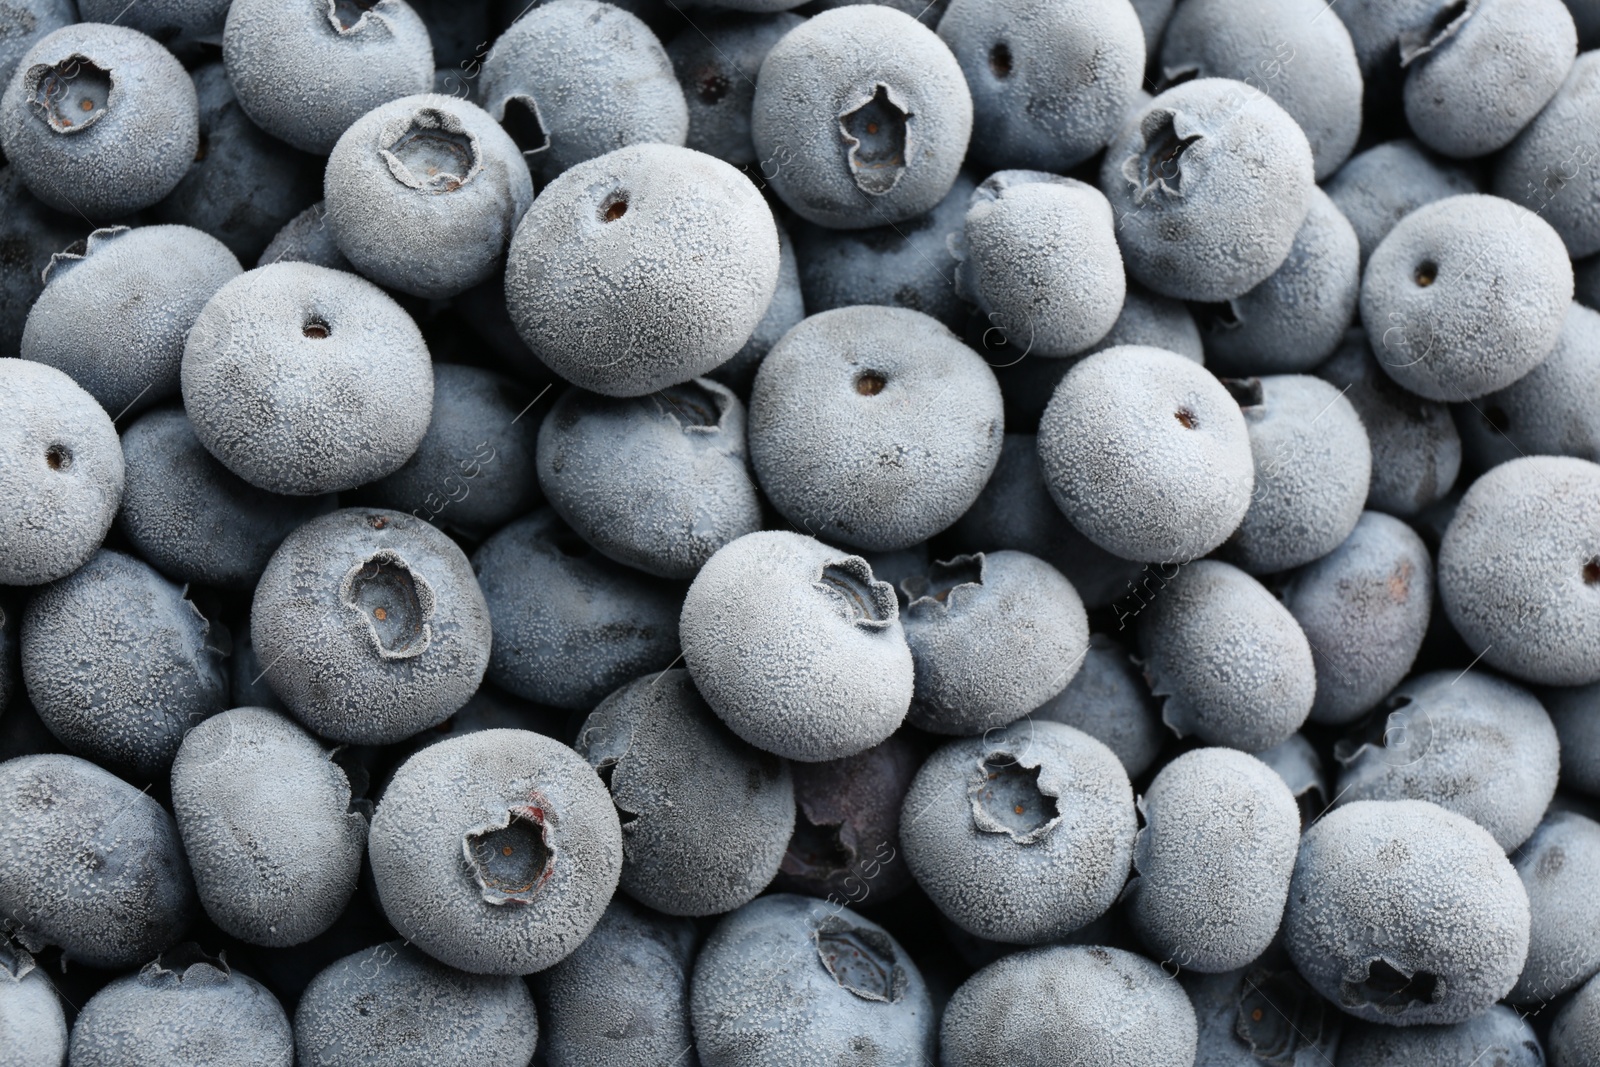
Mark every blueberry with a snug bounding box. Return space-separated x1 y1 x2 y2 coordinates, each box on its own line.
229 629 286 713
0 938 65 1067
690 893 935 1065
751 6 972 228
1551 970 1600 1066
77 0 233 48
0 0 71 91
257 201 353 271
1284 799 1530 1026
1182 964 1341 1066
1509 810 1600 1003
1128 0 1175 54
811 0 947 23
680 531 913 762
668 12 805 166
1497 54 1600 256
1548 682 1600 798
68 945 294 1067
369 728 621 974
1031 632 1164 779
1324 138 1478 265
0 167 82 359
1337 0 1459 77
1337 1003 1543 1066
0 754 194 968
708 215 807 395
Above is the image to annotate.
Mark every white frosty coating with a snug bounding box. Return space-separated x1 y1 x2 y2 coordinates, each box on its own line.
576 670 793 916
0 754 194 968
1284 799 1530 1026
1404 0 1575 158
751 6 972 228
1032 632 1165 779
369 729 621 975
1337 1004 1543 1066
181 261 434 495
294 941 538 1066
1325 138 1478 264
668 12 805 167
0 22 198 216
0 939 65 1066
0 358 123 586
505 143 779 398
170 708 366 948
78 0 232 46
1549 682 1600 798
899 720 1135 943
712 214 806 393
1439 456 1600 685
0 0 72 91
1553 970 1600 1065
1361 194 1572 401
24 225 240 420
1037 344 1253 563
1281 511 1433 726
1138 560 1316 753
1337 0 1457 74
690 893 935 1065
681 530 911 762
1498 53 1600 256
937 0 1143 172
257 201 352 271
1510 811 1600 1003
940 945 1198 1066
1099 77 1314 302
222 0 433 154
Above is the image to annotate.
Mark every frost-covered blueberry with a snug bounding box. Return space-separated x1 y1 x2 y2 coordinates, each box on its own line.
170 708 366 948
1099 78 1314 301
900 720 1135 943
1284 799 1530 1026
680 531 913 762
181 262 434 495
252 508 491 744
22 549 227 778
472 508 683 711
1338 1004 1543 1066
0 359 124 586
222 0 434 154
257 201 352 271
751 6 972 228
0 754 194 968
68 945 293 1067
1497 53 1600 257
1438 456 1600 686
1548 682 1600 797
1038 345 1253 563
1280 511 1434 726
691 893 935 1065
1031 633 1164 779
504 144 779 397
576 671 793 916
1182 964 1341 1067
708 215 806 395
537 379 761 579
369 728 622 974
1509 810 1600 1003
0 167 81 359
749 306 1003 551
0 938 64 1067
77 0 232 47
668 12 804 166
0 23 198 217
1552 970 1600 1067
941 945 1198 1066
0 0 71 92
294 941 539 1066
1324 138 1479 264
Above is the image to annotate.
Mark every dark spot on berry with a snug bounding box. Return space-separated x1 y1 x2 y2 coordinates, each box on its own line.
1482 405 1510 433
44 444 71 471
303 317 331 339
856 372 887 396
695 66 730 105
1584 557 1600 585
1175 407 1198 429
1414 260 1438 287
904 555 983 605
989 42 1012 78
601 194 628 222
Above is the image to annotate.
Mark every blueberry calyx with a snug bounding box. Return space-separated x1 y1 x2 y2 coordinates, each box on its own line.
1340 957 1444 1015
1397 0 1476 67
903 553 985 616
142 943 231 988
340 549 436 660
814 557 899 630
839 84 912 197
327 0 385 35
41 226 127 285
27 54 112 136
496 94 551 158
969 753 1061 844
381 108 481 194
1127 109 1200 204
814 917 907 1003
464 798 557 906
1234 967 1336 1063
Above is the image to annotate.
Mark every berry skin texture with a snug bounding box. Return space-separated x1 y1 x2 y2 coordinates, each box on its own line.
710 215 807 395
1284 799 1531 1027
1038 345 1254 564
77 0 233 49
251 508 492 745
940 945 1199 1067
668 12 805 167
505 144 779 397
1509 810 1600 1004
899 720 1136 944
368 728 622 975
0 0 72 92
0 23 198 217
169 708 367 948
1337 1004 1544 1067
1324 138 1478 265
576 671 795 917
1438 456 1600 686
0 358 124 587
0 939 66 1067
1032 632 1165 779
748 306 1004 551
258 201 352 271
181 262 435 495
751 6 973 229
1552 970 1600 1066
0 166 83 358
691 893 936 1066
1548 682 1600 798
1497 52 1600 258
0 754 195 969
680 531 914 762
1183 964 1342 1065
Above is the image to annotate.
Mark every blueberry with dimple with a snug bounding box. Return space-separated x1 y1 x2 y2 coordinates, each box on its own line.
1324 139 1478 264
1509 810 1600 1004
0 168 82 359
1497 53 1600 257
0 938 65 1067
1031 633 1164 779
257 201 352 271
708 216 806 395
1337 1004 1544 1066
668 12 804 166
1549 682 1600 798
1552 970 1600 1066
1183 964 1342 1067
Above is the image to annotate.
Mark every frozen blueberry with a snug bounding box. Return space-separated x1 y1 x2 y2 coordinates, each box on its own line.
936 0 1143 171
1338 0 1465 77
294 941 539 1066
708 215 806 395
1338 1004 1543 1066
691 893 935 1065
0 359 124 586
1549 682 1600 798
0 167 81 359
680 531 913 762
222 0 433 154
1509 810 1600 1003
68 945 293 1067
1496 54 1600 257
1038 345 1254 563
77 0 232 46
1324 139 1478 265
1284 799 1530 1026
810 0 947 22
370 728 621 973
1183 965 1341 1066
941 945 1198 1066
182 262 434 495
1031 633 1164 779
23 225 242 421
0 938 65 1067
1280 511 1433 726
900 720 1135 943
668 12 805 166
0 23 198 217
473 508 683 711
0 0 72 92
1552 970 1600 1067
0 754 194 968
257 201 352 271
751 6 972 228
537 379 761 579
1099 78 1314 301
504 144 779 397
749 306 1003 550
229 629 285 713
1438 456 1600 686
